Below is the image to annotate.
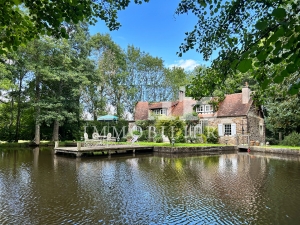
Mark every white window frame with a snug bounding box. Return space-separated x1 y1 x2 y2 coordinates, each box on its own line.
152 108 167 115
160 108 167 115
259 124 263 135
218 123 236 136
224 124 232 135
196 104 213 113
196 105 204 113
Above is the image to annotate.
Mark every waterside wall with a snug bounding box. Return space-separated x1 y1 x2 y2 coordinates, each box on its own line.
154 146 236 153
250 146 300 155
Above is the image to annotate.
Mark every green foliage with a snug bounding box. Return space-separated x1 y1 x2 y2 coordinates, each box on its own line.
176 0 300 94
197 134 207 143
132 130 140 135
154 134 163 143
175 133 186 143
155 117 186 144
186 133 207 143
164 67 192 100
139 129 155 142
135 120 156 130
265 93 300 135
0 0 150 53
204 126 218 144
280 132 300 147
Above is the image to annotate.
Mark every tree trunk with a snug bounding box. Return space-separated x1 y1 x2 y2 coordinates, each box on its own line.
52 81 62 141
52 120 59 141
15 72 25 142
8 98 14 142
34 74 41 145
34 124 40 145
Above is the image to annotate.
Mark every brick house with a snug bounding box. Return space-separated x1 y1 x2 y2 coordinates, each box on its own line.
134 86 265 145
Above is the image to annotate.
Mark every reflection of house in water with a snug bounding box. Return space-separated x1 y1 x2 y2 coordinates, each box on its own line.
211 153 268 210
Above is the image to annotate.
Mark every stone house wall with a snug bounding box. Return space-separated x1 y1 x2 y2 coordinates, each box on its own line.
247 104 265 144
204 116 247 145
203 112 264 146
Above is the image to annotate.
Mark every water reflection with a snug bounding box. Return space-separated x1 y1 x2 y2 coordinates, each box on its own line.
1 149 300 224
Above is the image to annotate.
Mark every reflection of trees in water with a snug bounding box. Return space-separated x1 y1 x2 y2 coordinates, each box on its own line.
2 150 300 223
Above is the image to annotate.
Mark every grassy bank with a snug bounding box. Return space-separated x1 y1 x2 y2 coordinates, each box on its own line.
136 142 224 147
0 140 54 148
265 145 300 150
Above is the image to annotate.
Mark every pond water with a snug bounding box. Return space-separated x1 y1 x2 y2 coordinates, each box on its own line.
1 147 300 224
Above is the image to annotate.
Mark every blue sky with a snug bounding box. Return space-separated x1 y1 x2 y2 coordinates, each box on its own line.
89 0 212 71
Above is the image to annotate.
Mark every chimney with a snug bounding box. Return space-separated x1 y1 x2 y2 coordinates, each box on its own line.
179 86 185 101
242 82 250 104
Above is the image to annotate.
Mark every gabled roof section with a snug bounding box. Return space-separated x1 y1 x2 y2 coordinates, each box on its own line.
216 93 252 117
172 98 197 117
148 101 178 109
134 102 149 120
148 102 163 109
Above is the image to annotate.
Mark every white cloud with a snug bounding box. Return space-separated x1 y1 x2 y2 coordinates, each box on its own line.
168 59 200 71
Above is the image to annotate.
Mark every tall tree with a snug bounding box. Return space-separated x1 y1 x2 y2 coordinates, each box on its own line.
164 66 192 100
176 0 300 94
0 0 150 53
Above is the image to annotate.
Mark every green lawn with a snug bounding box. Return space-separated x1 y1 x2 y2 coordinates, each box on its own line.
266 145 300 150
1 140 299 150
136 142 224 147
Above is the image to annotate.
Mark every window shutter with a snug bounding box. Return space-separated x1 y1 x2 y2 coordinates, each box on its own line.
218 124 223 136
231 123 236 136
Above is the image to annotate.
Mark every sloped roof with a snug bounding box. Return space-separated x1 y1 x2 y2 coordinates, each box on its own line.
216 93 252 117
148 101 178 109
172 98 197 116
134 93 252 120
134 102 149 120
148 102 163 109
171 101 184 116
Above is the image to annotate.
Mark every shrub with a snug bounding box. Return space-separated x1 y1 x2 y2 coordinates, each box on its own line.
154 134 163 143
155 117 185 144
196 134 207 143
139 130 156 142
265 137 279 145
280 132 300 146
175 133 186 143
120 137 127 142
132 130 140 135
204 126 218 144
186 134 207 143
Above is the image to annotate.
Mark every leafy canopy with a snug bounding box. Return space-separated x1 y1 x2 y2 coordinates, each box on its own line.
176 0 300 94
0 0 149 54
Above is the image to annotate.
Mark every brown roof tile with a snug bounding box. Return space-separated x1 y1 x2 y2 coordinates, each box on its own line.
172 99 197 117
148 102 163 109
216 93 252 117
134 102 149 120
171 101 183 116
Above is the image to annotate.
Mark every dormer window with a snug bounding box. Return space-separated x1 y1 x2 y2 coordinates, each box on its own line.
152 108 167 115
196 104 213 114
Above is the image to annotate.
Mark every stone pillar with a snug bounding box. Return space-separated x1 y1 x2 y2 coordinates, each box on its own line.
279 132 282 142
77 142 81 150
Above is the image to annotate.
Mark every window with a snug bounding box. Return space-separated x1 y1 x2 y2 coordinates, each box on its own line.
218 123 236 136
259 124 263 135
196 105 204 112
161 108 167 115
196 104 213 113
224 124 232 135
152 108 167 115
205 105 212 112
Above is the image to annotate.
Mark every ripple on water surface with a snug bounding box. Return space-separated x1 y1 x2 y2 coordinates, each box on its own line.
1 151 300 224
